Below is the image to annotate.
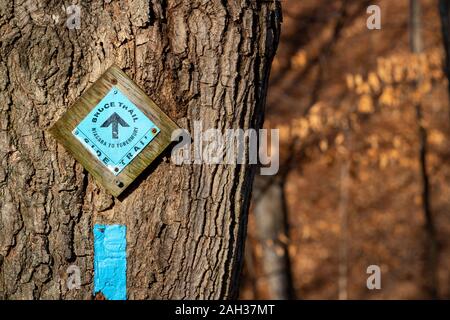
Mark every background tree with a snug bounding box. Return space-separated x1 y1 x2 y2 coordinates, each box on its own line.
439 0 450 100
251 139 297 300
241 0 450 300
0 0 281 299
410 0 438 298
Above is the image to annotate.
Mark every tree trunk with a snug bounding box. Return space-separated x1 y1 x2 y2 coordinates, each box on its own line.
0 0 281 299
439 0 450 101
253 175 295 300
411 0 438 299
250 137 296 299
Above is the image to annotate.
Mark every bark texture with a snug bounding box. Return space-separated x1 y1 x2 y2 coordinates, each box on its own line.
0 0 281 299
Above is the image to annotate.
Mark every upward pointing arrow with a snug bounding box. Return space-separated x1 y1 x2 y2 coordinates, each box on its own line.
100 112 130 139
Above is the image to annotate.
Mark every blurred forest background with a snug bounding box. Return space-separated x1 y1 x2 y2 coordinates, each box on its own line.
239 0 450 299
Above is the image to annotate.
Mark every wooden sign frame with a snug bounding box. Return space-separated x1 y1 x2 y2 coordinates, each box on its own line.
50 65 180 197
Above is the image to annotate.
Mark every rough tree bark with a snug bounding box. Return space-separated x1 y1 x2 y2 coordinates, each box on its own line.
0 0 281 299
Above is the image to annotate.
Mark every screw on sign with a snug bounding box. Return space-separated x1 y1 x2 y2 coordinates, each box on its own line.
49 65 180 197
72 86 160 176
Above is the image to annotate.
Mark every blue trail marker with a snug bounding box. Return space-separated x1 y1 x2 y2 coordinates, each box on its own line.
93 224 127 300
73 87 160 175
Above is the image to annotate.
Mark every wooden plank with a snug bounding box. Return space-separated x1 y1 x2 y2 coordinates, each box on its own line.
49 65 180 197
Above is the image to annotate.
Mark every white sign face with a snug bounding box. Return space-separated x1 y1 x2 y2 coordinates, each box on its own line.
73 87 160 175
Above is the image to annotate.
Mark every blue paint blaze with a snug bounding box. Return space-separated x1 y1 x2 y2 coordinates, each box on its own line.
94 224 127 300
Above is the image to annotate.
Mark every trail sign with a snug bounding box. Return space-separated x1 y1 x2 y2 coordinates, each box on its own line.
72 86 161 176
50 65 179 197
